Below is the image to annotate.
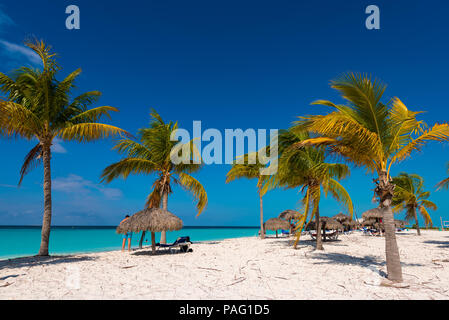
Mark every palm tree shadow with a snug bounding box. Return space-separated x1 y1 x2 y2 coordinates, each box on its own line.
0 255 97 271
308 252 423 268
423 240 449 248
267 238 346 249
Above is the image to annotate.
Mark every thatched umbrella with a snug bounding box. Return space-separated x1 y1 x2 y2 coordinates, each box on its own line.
278 209 298 233
333 213 350 223
117 208 183 253
362 208 383 220
395 220 407 229
320 216 344 231
342 219 359 230
264 218 291 238
304 217 343 241
278 209 298 221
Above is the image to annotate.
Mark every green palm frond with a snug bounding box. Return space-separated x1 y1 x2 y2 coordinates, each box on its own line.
392 172 435 225
436 163 449 191
325 178 354 218
177 172 208 215
100 158 157 183
58 123 130 142
18 143 43 185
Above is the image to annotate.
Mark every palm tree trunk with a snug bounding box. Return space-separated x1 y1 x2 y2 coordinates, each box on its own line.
139 231 146 248
377 171 403 282
151 231 156 254
259 191 265 239
38 144 52 256
413 207 421 236
315 206 323 250
160 191 168 244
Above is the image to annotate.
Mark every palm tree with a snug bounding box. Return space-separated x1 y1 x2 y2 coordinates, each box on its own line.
392 173 436 235
295 72 449 282
436 162 449 190
275 129 353 250
0 40 129 256
101 109 208 246
226 151 270 239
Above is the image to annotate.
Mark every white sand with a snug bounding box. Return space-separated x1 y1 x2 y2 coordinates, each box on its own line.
0 229 448 299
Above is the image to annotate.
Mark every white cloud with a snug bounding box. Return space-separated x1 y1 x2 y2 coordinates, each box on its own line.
0 8 14 29
52 138 67 154
0 39 42 65
53 174 123 200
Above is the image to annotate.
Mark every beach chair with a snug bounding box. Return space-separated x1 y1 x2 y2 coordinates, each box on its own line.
309 230 339 241
156 236 193 253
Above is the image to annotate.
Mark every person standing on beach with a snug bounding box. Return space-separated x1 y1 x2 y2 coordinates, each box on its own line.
121 215 132 252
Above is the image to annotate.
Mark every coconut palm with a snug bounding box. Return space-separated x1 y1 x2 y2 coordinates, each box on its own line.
0 40 129 256
436 163 449 191
101 109 207 245
275 129 353 250
295 72 449 282
226 151 270 239
392 173 436 235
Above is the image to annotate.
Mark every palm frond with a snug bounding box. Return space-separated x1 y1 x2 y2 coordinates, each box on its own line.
58 123 130 142
100 158 157 183
18 143 43 185
177 172 208 215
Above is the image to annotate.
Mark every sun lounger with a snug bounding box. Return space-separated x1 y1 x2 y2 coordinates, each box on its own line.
156 236 193 253
309 230 339 241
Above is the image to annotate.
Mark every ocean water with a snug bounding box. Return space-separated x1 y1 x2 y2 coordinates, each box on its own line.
0 226 270 260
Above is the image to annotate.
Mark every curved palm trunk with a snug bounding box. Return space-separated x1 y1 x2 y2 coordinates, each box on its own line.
377 172 403 282
160 191 168 244
38 144 52 256
413 207 421 236
259 191 265 239
315 206 323 250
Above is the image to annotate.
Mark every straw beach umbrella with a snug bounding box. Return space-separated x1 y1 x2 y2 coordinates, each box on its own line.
278 209 298 221
333 213 350 223
278 209 298 233
264 218 291 238
305 217 343 241
117 208 183 253
362 208 383 220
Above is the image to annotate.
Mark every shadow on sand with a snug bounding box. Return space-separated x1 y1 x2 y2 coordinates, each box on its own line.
0 255 97 271
131 248 193 257
423 240 449 248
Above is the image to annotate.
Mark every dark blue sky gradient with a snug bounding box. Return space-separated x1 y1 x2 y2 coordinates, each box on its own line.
0 0 448 226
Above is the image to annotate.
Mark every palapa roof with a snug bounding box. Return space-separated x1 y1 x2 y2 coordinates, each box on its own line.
305 217 343 231
342 219 359 228
333 213 350 223
264 218 291 231
395 220 407 228
361 218 384 230
116 208 183 234
278 209 298 221
362 208 383 220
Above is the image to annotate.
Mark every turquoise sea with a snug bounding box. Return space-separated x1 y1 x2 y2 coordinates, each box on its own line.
0 226 268 260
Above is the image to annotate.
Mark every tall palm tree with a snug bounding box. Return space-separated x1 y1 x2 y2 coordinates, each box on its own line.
436 162 449 191
226 151 270 239
275 129 353 250
392 173 436 235
295 72 449 282
101 109 208 246
0 40 129 256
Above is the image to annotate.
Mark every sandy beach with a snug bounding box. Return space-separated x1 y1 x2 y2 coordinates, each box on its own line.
0 229 448 300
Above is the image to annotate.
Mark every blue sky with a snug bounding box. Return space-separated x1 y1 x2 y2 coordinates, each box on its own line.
0 0 448 227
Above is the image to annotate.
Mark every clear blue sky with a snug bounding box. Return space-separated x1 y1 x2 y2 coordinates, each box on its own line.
0 0 448 226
